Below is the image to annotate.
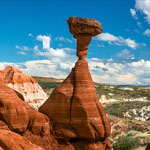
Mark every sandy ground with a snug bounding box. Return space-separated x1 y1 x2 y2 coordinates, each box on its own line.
134 146 147 150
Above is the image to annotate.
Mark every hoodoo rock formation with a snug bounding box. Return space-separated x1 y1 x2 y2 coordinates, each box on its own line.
0 66 47 109
40 17 112 150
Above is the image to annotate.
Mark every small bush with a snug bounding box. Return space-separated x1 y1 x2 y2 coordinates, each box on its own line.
38 81 61 89
113 135 140 150
127 131 137 136
104 101 150 119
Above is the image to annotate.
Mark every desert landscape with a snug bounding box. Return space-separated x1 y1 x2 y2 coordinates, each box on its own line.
34 77 150 150
0 0 150 150
0 16 149 150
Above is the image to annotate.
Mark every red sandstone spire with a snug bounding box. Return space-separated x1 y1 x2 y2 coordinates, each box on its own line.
39 17 112 150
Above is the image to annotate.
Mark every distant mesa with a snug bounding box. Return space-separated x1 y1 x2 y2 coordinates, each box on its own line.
32 76 63 82
0 65 47 110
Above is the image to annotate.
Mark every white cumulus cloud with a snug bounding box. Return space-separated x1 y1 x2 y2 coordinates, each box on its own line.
35 35 71 59
0 58 150 85
17 51 27 55
16 45 31 51
116 49 134 59
28 33 33 37
96 33 138 49
88 58 150 85
135 0 150 24
55 36 73 43
36 35 51 49
96 33 119 42
130 8 138 19
143 29 150 36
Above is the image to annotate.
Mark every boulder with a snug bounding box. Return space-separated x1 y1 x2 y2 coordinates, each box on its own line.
0 84 29 133
0 129 45 150
67 17 102 36
0 83 74 150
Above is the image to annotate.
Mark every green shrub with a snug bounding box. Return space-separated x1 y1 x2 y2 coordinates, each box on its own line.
104 101 150 119
127 131 137 136
38 81 61 89
113 135 140 150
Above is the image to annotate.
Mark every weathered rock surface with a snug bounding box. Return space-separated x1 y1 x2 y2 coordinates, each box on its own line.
71 60 111 139
0 84 52 149
67 17 102 36
0 66 47 109
40 17 112 150
68 17 102 60
0 83 75 150
40 60 112 149
0 84 29 133
0 129 44 150
0 83 51 136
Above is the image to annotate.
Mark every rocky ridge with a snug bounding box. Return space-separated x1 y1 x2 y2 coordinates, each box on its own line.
0 66 47 109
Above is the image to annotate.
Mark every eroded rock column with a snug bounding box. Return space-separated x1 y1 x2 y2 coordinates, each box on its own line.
68 17 102 60
40 17 112 150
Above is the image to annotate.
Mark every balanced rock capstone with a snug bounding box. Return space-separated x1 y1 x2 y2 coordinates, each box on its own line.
40 17 112 150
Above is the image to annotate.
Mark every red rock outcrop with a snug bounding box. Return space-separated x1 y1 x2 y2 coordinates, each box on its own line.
0 84 53 149
0 83 75 150
0 84 29 133
0 66 47 109
0 129 44 150
40 17 112 150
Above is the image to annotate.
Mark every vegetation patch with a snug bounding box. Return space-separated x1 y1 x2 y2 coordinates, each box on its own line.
104 101 150 120
113 134 140 150
95 84 150 100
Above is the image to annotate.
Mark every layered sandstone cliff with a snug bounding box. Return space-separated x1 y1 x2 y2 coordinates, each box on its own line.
0 66 47 109
0 83 75 150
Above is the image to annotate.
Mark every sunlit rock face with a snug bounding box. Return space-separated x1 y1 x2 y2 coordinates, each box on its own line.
40 17 112 150
0 66 47 109
0 83 61 150
0 129 45 150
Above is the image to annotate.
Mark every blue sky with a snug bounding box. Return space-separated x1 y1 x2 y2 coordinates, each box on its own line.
0 0 150 85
